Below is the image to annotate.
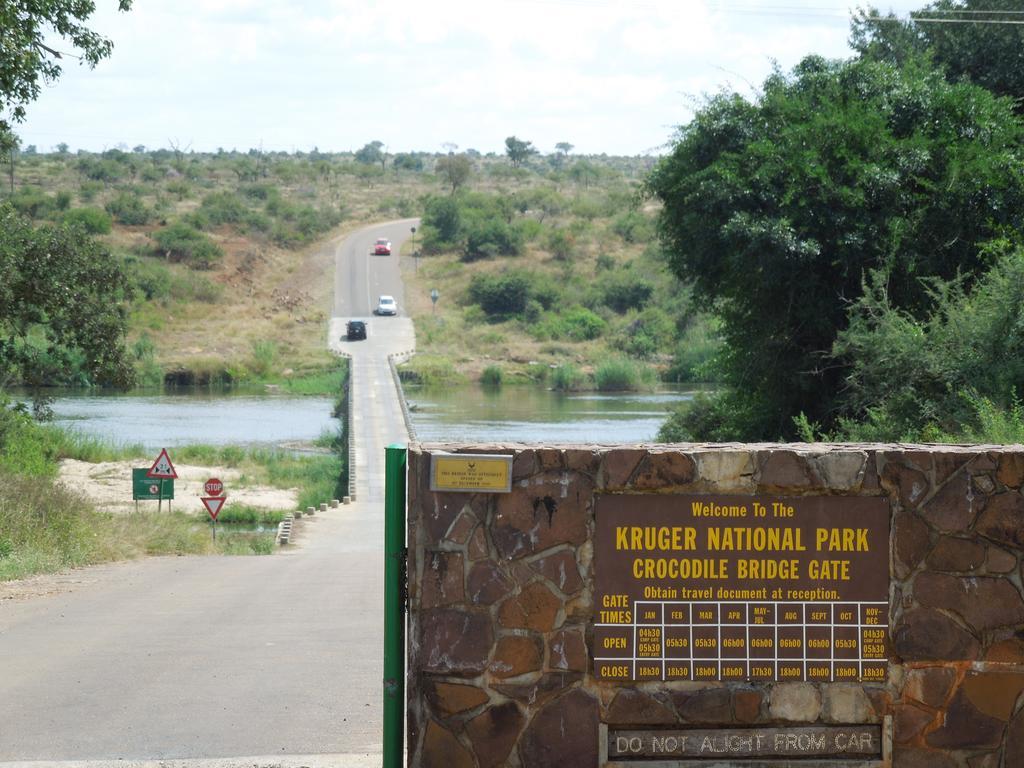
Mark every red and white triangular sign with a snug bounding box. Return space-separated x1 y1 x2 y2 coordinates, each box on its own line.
202 496 226 520
146 448 177 479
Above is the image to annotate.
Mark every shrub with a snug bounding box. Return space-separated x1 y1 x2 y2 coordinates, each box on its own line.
611 210 653 243
546 227 575 261
613 307 676 359
152 222 223 269
543 307 607 342
600 270 654 313
468 271 532 317
595 357 643 391
8 188 54 219
200 191 248 226
63 207 112 234
550 364 585 391
480 365 503 387
105 192 151 225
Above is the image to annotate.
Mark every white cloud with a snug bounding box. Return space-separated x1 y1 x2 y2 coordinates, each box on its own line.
17 0 929 154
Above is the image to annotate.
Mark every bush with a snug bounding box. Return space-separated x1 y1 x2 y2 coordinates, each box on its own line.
8 188 54 219
152 221 223 269
468 271 532 317
550 364 585 391
600 269 654 313
480 365 503 387
534 307 607 342
105 192 151 225
611 210 653 243
462 215 522 261
595 357 646 391
612 307 675 359
546 228 575 261
63 207 112 234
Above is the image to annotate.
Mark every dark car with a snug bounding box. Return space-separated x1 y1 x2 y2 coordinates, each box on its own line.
346 320 367 340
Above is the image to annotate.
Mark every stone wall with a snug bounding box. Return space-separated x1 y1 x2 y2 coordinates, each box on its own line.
405 444 1024 768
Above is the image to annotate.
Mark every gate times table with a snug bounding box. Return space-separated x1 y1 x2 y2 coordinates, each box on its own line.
594 600 887 683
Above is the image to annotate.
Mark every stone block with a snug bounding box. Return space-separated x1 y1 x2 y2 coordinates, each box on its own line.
528 549 583 595
892 746 957 768
961 670 1024 721
758 450 821 489
822 683 875 723
511 449 537 481
914 571 1024 633
997 453 1024 488
420 551 465 609
985 638 1024 663
695 451 755 489
548 627 587 672
673 687 733 724
894 510 931 574
893 702 935 744
925 536 986 572
881 462 930 510
967 752 1002 768
733 689 763 723
467 525 489 561
495 671 581 708
768 682 821 722
934 452 971 485
903 666 956 708
893 608 980 661
426 681 489 718
466 560 513 606
497 581 562 632
1005 704 1024 768
601 448 646 488
925 688 1005 749
419 609 494 676
632 451 696 489
815 450 868 490
920 471 981 532
986 545 1017 573
488 634 542 679
422 719 474 768
975 491 1024 548
444 510 477 545
466 702 525 768
492 474 592 559
518 688 599 768
424 495 469 543
536 448 564 471
564 448 599 474
606 689 677 725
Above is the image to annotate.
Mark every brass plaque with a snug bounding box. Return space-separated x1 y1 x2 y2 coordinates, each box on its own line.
430 453 512 493
593 494 889 683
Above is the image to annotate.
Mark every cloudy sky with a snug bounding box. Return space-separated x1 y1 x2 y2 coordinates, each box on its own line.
18 0 923 156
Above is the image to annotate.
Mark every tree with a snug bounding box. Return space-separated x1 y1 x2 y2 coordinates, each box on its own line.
354 140 386 169
646 55 1024 440
504 136 536 168
0 205 135 388
435 153 471 194
852 1 1024 108
555 142 574 157
0 1 133 131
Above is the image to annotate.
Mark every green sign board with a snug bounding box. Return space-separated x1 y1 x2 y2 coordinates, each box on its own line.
132 468 175 500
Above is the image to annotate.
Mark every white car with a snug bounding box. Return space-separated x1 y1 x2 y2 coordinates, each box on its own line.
376 295 398 316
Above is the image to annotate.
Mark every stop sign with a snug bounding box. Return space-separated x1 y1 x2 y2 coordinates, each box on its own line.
204 477 224 496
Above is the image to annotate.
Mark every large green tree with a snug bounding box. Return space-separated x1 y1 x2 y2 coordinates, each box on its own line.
851 1 1024 107
0 205 135 388
504 136 536 168
648 55 1024 440
0 0 133 131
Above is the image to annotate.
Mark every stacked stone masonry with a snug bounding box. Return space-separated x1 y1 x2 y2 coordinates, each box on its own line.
406 444 1024 768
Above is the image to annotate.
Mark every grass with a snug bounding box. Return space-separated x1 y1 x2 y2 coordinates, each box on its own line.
594 357 656 391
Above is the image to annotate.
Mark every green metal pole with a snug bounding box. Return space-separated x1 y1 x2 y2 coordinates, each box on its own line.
384 443 407 768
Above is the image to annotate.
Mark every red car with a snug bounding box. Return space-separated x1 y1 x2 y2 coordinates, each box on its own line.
374 238 391 255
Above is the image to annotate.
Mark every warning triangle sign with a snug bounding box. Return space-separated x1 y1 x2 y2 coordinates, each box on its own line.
146 448 177 479
202 496 226 520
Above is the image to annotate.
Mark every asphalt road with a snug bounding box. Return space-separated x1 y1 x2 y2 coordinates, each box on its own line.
0 221 419 767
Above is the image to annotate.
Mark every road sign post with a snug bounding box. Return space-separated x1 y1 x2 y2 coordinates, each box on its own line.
146 449 178 514
430 288 439 316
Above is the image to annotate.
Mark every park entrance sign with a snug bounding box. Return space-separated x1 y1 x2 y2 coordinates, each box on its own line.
593 494 888 684
403 444 1024 768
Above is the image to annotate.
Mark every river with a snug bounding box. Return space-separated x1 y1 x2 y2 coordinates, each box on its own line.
31 384 697 450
